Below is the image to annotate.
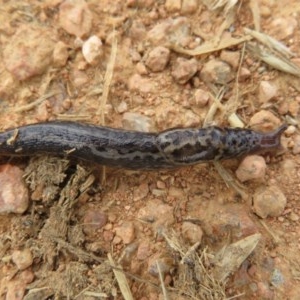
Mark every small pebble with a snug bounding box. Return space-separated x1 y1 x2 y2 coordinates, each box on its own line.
256 281 274 299
83 210 107 236
59 0 93 38
53 41 69 67
238 67 251 81
136 62 148 75
289 211 299 221
220 50 240 69
82 35 103 65
181 222 203 244
133 182 149 201
148 255 174 277
200 59 233 84
288 100 299 117
122 112 154 132
249 110 281 131
3 26 55 80
116 101 128 113
235 155 266 182
284 125 296 136
259 81 278 103
253 186 287 219
115 221 136 244
128 74 154 93
171 57 198 84
270 268 284 286
292 135 300 154
269 17 297 40
12 249 33 270
147 17 190 46
181 0 198 14
165 0 181 12
0 165 29 214
5 281 26 300
129 20 146 41
137 241 152 260
137 199 174 228
194 89 209 107
144 46 170 72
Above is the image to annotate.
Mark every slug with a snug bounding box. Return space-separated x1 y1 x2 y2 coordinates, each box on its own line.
0 121 287 170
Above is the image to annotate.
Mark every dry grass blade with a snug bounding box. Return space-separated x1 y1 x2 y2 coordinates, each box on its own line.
202 0 238 12
56 114 91 121
162 231 227 299
14 91 59 113
244 27 295 57
249 0 261 31
156 261 170 300
247 43 300 76
97 31 118 123
212 233 261 281
108 253 134 300
213 162 249 200
203 88 226 126
170 35 252 56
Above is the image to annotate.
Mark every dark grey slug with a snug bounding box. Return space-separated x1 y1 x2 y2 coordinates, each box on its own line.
0 121 287 170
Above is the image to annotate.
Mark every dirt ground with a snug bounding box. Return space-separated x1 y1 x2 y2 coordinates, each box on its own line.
0 0 300 299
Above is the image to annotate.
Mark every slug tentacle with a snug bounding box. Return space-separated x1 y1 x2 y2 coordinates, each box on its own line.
0 121 287 170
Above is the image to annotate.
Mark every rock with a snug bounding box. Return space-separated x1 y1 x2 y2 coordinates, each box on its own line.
238 67 251 81
289 212 299 222
249 110 281 131
144 46 170 72
127 73 154 93
122 112 155 132
220 50 240 69
269 17 297 40
168 186 185 199
137 199 175 229
12 249 33 270
83 210 107 236
181 222 203 244
116 101 128 113
171 57 198 84
148 254 174 277
194 89 210 107
115 221 136 244
0 165 29 214
284 125 296 136
133 183 149 201
5 281 26 300
288 100 299 117
195 203 258 243
292 135 300 154
147 17 190 46
256 281 274 299
3 26 55 80
252 186 287 219
200 59 233 84
82 35 103 65
136 62 148 75
129 20 146 41
165 0 181 12
137 241 152 260
235 155 266 182
53 41 69 67
258 81 278 103
59 0 93 38
181 0 198 14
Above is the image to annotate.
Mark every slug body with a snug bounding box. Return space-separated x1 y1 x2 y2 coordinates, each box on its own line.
0 121 287 170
